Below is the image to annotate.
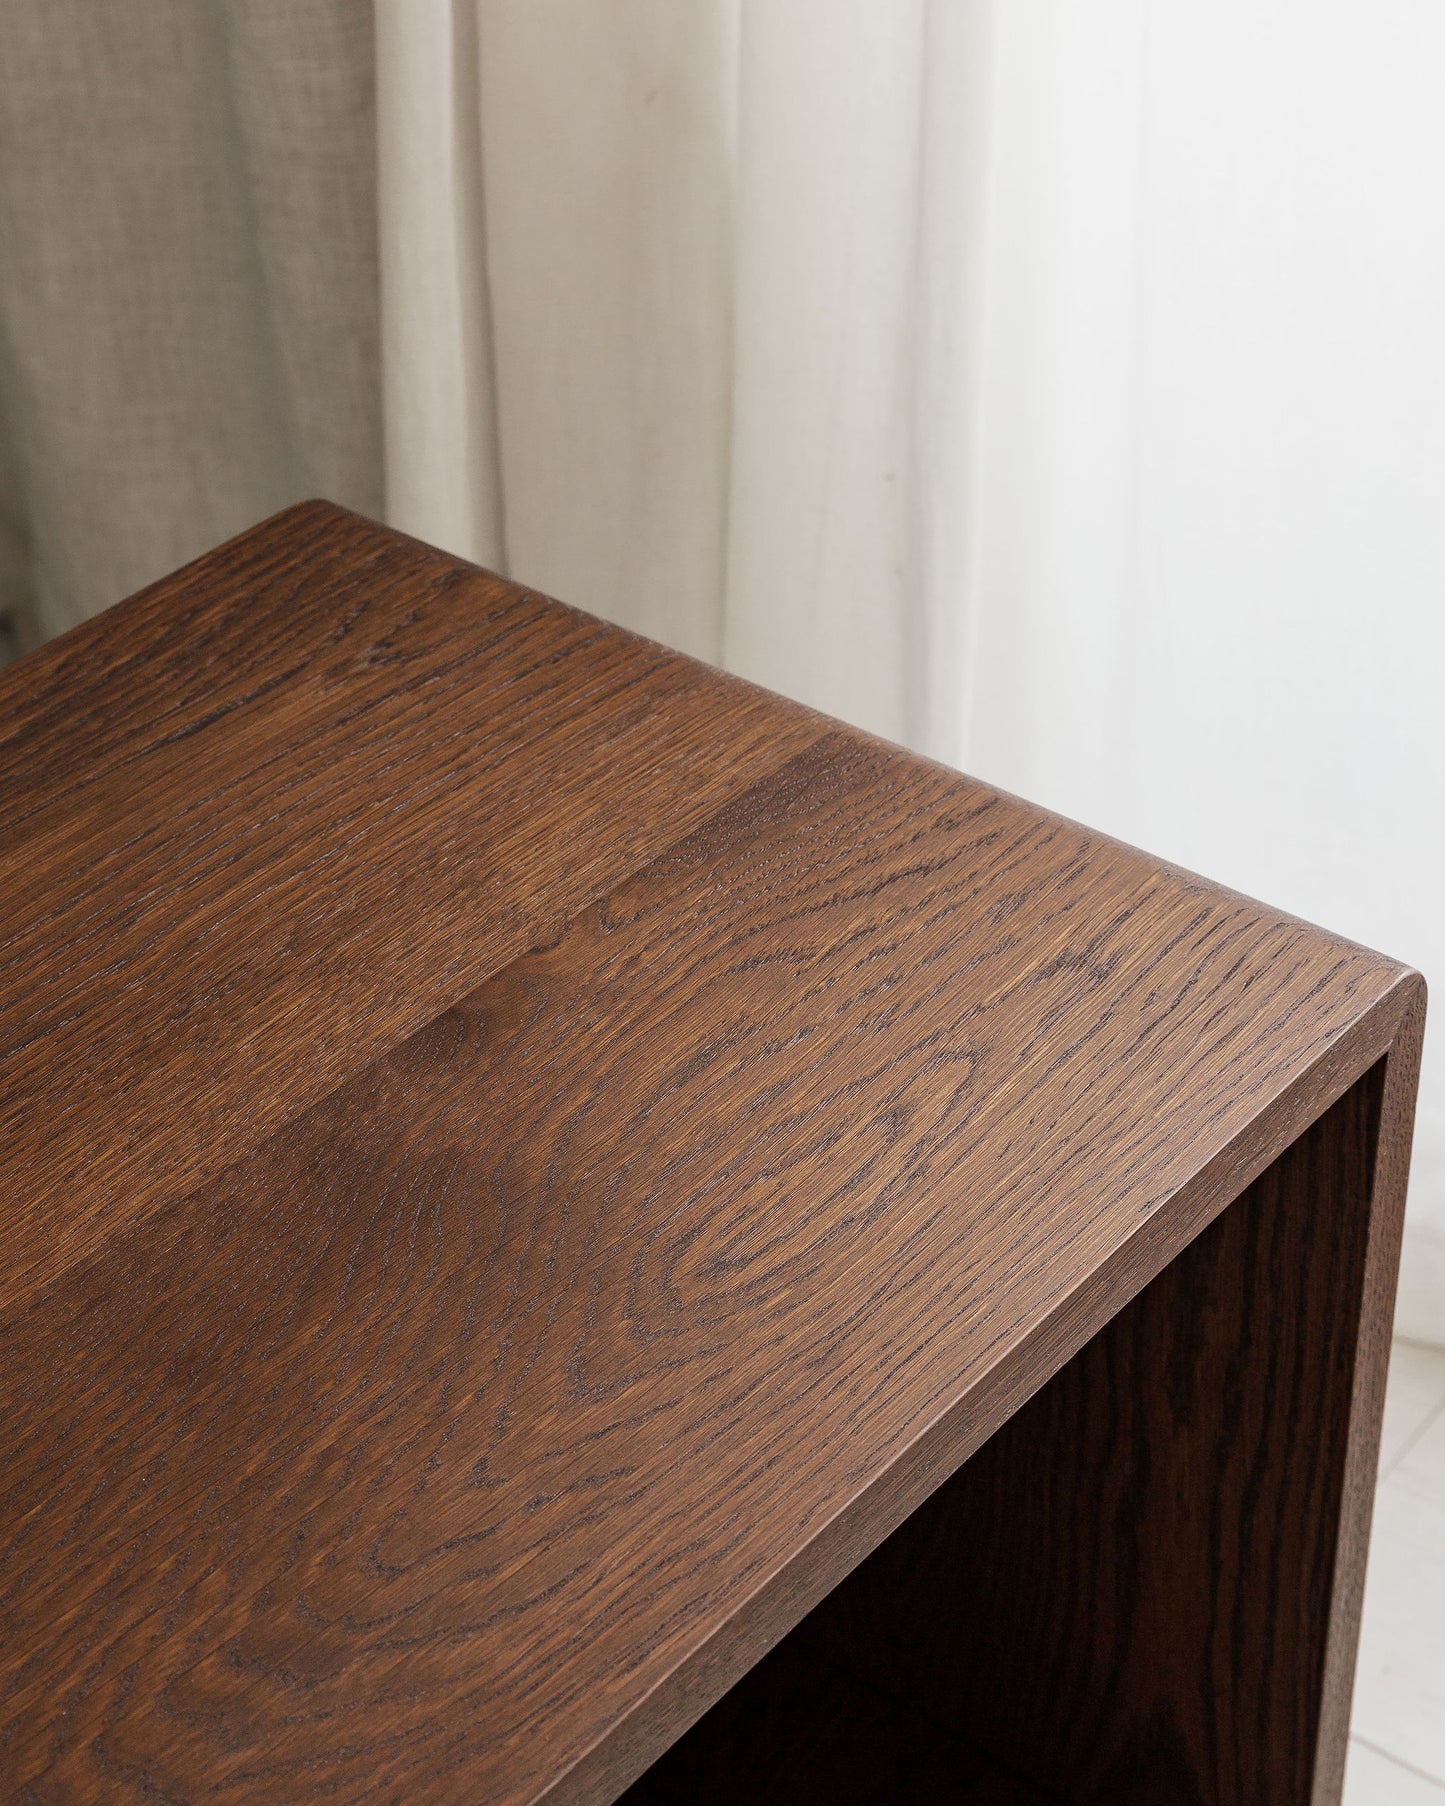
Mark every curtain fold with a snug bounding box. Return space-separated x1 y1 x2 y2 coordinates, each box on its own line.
376 0 503 572
380 0 741 668
0 0 381 643
374 0 991 748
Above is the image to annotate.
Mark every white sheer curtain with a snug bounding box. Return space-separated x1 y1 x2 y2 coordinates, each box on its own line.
376 0 1445 1337
377 0 996 750
0 0 381 646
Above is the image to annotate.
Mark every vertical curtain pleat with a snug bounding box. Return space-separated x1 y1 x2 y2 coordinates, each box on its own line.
374 0 968 740
381 0 740 665
0 0 381 642
722 0 926 743
376 0 504 571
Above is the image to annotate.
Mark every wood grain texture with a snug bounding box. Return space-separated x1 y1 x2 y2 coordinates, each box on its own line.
643 1060 1395 1806
0 503 1425 1803
0 502 820 1309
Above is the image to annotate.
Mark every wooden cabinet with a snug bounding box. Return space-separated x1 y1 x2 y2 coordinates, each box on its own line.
0 504 1422 1804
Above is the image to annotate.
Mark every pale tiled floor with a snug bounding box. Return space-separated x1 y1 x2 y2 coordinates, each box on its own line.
1344 1339 1445 1801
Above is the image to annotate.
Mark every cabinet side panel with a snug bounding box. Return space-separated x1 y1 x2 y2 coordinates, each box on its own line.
626 1063 1391 1806
822 1063 1385 1804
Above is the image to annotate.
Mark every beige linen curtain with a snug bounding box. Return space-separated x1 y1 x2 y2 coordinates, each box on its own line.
0 0 381 653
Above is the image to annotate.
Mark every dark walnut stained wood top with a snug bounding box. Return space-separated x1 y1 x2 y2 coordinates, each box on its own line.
0 503 1425 1804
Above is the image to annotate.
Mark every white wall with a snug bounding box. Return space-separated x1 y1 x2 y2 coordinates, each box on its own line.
957 1 1445 1339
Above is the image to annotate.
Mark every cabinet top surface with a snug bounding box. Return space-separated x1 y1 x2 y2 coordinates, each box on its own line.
0 503 1416 1804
